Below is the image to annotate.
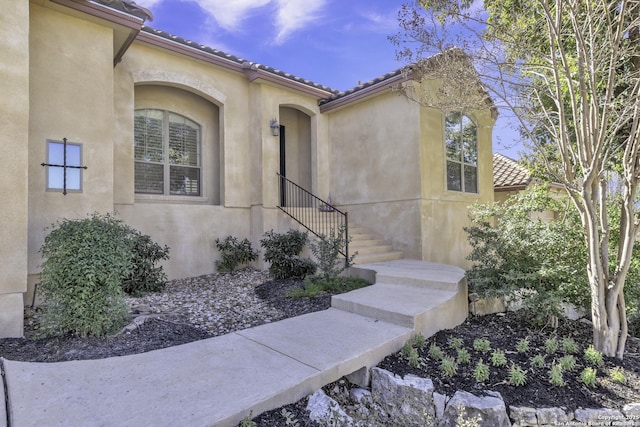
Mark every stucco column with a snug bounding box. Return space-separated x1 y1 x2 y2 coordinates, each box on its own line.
0 0 29 337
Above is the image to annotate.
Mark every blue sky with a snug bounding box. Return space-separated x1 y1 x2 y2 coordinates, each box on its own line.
135 0 522 158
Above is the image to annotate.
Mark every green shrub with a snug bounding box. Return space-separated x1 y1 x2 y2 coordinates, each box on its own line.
310 225 356 279
609 367 626 384
549 362 565 387
544 337 559 354
531 354 546 368
457 348 472 365
121 231 170 296
473 338 492 353
491 349 507 367
261 230 317 279
473 359 490 382
561 337 579 354
428 342 444 360
39 213 132 337
580 367 598 387
440 356 458 377
516 338 530 353
584 345 604 367
559 355 577 372
509 363 527 386
214 236 258 273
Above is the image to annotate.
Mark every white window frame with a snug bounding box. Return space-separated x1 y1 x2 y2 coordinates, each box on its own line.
444 112 478 194
134 109 202 197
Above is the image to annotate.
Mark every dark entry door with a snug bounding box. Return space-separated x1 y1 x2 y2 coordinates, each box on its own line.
279 125 286 206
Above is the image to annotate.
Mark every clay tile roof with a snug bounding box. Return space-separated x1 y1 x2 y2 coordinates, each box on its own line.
92 0 153 21
139 26 338 95
318 69 404 106
493 153 531 190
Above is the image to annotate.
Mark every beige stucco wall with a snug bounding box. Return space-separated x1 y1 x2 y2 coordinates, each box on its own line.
26 3 117 305
327 87 494 268
112 42 328 278
0 0 30 337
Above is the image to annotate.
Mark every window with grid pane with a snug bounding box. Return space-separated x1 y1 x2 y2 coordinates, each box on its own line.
445 112 478 193
134 109 201 196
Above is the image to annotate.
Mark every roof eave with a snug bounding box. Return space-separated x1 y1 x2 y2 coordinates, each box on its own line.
319 74 406 113
244 67 334 98
136 31 245 73
51 0 144 29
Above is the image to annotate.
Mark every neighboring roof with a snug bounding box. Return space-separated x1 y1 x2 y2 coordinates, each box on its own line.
92 0 153 21
493 153 531 191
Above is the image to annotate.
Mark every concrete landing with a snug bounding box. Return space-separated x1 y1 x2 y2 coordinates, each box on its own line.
1 259 467 427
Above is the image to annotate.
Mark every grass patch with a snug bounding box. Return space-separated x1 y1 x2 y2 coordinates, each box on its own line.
286 276 369 298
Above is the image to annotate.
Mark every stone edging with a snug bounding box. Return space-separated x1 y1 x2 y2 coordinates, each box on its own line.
306 367 640 427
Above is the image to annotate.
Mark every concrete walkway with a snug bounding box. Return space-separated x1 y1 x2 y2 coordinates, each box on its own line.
1 260 467 427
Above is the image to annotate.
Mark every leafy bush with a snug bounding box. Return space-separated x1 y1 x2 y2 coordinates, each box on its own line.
39 213 132 337
466 185 640 324
214 236 258 273
580 367 598 387
121 231 170 296
310 225 356 279
261 230 316 279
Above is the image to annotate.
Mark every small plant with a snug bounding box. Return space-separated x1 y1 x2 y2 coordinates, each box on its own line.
561 337 579 354
428 342 444 360
286 280 324 298
457 348 472 365
214 236 258 273
491 349 507 367
609 367 626 384
580 367 598 387
473 338 491 353
447 337 464 350
549 362 565 387
516 338 530 353
261 230 317 279
280 408 300 426
402 341 422 368
440 356 458 377
239 412 255 427
584 345 604 367
508 363 527 386
544 337 559 354
531 354 546 368
473 359 490 382
559 355 577 372
310 225 356 279
410 334 427 350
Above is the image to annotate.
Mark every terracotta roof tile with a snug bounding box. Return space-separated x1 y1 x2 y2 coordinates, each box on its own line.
493 153 531 190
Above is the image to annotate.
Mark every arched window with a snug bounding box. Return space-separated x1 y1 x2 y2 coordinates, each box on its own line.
134 109 201 196
445 112 478 193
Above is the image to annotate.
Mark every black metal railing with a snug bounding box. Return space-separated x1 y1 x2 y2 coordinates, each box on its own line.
277 173 349 265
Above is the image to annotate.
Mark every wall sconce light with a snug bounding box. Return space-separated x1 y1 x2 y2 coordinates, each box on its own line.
270 119 280 136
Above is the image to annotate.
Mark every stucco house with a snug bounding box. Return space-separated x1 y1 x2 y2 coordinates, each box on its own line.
0 0 496 337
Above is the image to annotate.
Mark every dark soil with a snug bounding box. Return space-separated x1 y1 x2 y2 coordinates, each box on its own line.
378 311 640 412
2 278 639 427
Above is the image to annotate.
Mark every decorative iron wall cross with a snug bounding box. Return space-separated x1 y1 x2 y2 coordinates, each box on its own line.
41 137 88 195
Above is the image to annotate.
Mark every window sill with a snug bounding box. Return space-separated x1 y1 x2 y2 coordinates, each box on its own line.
135 194 210 204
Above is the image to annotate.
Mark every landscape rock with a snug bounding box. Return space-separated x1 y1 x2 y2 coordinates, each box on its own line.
509 406 538 426
306 389 354 426
439 390 510 427
469 297 505 316
371 367 436 426
433 392 447 420
623 403 640 418
536 407 572 425
574 408 624 425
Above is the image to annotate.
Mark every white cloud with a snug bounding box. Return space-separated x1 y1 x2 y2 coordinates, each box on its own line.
190 0 272 32
133 0 165 9
273 0 327 45
359 8 400 33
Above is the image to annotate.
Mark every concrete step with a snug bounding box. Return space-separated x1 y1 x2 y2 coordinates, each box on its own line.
353 251 404 264
349 233 380 241
350 244 395 255
350 239 387 248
